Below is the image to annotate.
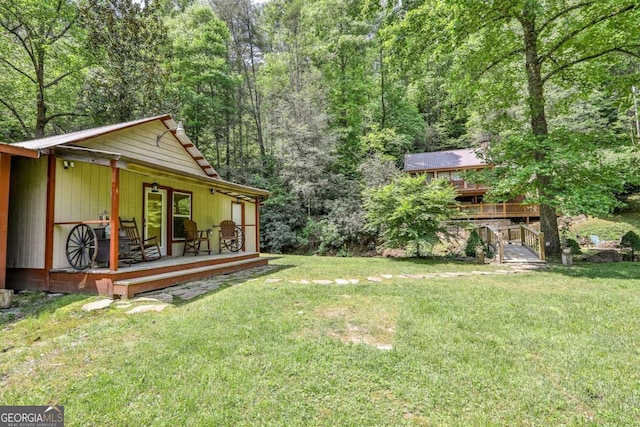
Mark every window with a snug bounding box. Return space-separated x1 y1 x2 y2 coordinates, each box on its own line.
172 191 192 239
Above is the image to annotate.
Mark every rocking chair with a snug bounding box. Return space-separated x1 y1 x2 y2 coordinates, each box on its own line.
183 219 211 256
119 217 162 262
218 220 244 253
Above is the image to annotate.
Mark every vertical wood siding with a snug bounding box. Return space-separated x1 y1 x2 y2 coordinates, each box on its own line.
81 122 209 179
53 159 111 267
7 157 47 268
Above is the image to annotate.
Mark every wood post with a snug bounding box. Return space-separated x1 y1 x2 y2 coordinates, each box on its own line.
110 160 119 271
44 155 56 291
0 154 11 289
255 197 260 253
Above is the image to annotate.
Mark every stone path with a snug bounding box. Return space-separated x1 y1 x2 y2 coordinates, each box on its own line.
80 263 544 314
81 265 280 314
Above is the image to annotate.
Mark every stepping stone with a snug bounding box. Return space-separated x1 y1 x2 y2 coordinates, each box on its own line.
312 280 333 285
300 280 310 284
348 279 360 284
265 278 282 283
334 279 350 285
381 274 393 279
150 293 174 303
180 290 207 300
367 277 383 282
82 299 113 312
133 297 161 303
126 304 168 314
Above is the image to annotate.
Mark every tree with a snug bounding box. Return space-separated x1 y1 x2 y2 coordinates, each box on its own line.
0 0 86 140
166 4 237 155
389 1 640 254
79 0 170 124
364 175 459 256
211 0 268 172
307 0 374 177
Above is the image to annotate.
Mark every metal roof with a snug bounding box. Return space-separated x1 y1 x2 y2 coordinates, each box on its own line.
404 148 485 172
14 115 168 150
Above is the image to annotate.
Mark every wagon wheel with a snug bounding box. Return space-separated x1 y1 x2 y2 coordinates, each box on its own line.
230 226 245 252
222 226 245 252
66 224 97 270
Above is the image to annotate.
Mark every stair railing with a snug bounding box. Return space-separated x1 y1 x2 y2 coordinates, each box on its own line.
520 224 545 261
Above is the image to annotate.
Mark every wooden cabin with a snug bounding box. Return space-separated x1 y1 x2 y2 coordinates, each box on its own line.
404 148 539 222
0 115 270 298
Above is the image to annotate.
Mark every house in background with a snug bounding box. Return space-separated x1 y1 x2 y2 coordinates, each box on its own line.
0 115 269 298
404 148 539 223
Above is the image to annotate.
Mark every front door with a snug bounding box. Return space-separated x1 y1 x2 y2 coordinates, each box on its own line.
145 187 168 256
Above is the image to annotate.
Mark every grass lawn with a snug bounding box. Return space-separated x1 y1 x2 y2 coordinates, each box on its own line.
1 255 639 426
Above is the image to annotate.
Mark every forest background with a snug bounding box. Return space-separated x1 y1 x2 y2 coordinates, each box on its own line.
2 0 640 256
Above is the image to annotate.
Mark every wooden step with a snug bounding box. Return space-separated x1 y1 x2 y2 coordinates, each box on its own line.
112 257 268 298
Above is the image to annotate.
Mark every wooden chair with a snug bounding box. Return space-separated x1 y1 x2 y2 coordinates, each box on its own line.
218 220 244 253
119 217 161 262
183 219 211 256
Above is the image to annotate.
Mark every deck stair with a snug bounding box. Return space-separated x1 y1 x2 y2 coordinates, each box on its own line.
477 224 546 264
112 257 267 298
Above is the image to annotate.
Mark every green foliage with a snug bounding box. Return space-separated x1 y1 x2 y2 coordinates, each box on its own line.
166 4 236 150
0 0 87 139
620 231 640 251
464 230 484 258
361 126 413 167
364 175 459 255
566 238 582 255
252 175 307 254
79 0 170 123
479 130 629 217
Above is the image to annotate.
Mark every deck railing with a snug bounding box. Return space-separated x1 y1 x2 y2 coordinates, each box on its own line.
455 203 539 219
521 224 545 261
477 225 504 263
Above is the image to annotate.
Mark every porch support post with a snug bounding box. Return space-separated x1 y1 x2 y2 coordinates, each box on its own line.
0 154 11 288
44 155 56 291
255 197 260 253
109 160 119 271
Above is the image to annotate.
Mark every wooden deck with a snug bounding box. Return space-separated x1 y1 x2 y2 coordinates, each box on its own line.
455 203 539 220
46 252 268 298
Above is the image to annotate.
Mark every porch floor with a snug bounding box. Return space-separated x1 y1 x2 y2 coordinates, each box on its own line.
48 251 269 298
51 251 259 275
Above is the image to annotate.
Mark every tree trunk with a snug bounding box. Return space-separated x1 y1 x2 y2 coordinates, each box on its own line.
35 49 47 138
521 11 560 255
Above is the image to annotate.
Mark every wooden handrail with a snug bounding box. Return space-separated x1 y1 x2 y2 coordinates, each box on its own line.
477 225 504 263
454 203 540 218
520 224 545 261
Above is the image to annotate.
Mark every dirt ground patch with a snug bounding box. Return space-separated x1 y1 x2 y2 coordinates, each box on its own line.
310 295 400 349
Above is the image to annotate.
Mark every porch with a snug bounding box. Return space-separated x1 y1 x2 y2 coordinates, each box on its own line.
11 252 268 299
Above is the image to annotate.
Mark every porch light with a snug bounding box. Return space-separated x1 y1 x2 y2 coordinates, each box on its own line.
151 182 159 193
155 121 185 147
210 188 216 195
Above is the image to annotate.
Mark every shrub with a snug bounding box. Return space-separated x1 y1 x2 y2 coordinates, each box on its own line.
566 238 582 255
620 230 640 250
464 230 484 257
